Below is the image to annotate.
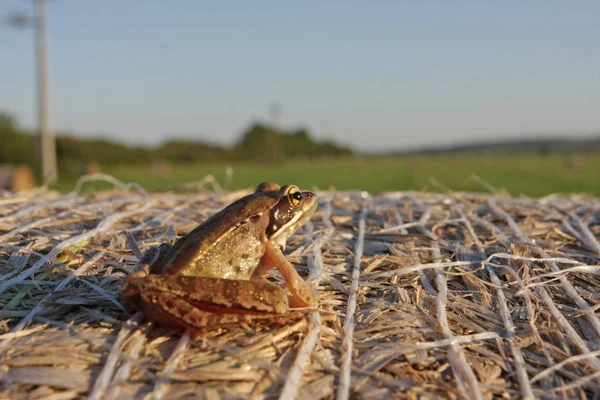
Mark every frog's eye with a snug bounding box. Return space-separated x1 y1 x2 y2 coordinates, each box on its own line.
288 186 303 207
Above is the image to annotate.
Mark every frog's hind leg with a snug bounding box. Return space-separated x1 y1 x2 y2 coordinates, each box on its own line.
260 242 316 309
144 275 290 315
139 290 241 331
141 290 296 333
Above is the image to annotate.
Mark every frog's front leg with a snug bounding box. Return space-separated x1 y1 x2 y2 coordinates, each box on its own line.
258 242 316 309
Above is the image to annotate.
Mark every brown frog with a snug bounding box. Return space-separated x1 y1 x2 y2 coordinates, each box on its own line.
120 182 317 331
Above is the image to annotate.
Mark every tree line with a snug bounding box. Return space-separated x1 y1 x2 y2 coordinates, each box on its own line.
0 112 353 180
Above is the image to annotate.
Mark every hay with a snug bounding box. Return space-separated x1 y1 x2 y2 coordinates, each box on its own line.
83 161 102 176
1 176 600 399
0 165 36 193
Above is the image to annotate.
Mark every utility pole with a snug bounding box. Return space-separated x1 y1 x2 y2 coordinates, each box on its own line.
269 100 281 127
34 0 57 183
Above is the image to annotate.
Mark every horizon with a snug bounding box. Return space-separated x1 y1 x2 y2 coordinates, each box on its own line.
8 111 599 155
1 1 599 152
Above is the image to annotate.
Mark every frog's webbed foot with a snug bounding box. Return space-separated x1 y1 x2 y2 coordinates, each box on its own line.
261 242 316 309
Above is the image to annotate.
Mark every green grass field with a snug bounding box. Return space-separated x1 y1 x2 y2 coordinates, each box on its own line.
52 153 600 197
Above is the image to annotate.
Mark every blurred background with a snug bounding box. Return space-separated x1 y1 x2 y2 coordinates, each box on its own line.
1 0 599 195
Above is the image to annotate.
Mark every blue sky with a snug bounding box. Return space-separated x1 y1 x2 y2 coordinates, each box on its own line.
1 1 599 151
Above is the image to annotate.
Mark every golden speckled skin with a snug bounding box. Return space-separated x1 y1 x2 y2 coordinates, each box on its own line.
120 182 318 332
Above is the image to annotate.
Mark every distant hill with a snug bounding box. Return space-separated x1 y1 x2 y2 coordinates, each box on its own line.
382 135 600 156
156 139 230 163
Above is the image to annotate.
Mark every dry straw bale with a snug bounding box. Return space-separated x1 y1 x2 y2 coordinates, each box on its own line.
83 161 102 176
0 164 36 193
0 176 600 399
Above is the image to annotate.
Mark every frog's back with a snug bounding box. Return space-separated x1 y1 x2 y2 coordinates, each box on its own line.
162 192 277 277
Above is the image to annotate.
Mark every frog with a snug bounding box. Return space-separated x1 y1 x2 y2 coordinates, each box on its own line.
120 182 318 331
